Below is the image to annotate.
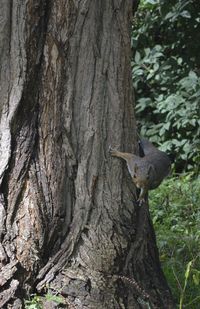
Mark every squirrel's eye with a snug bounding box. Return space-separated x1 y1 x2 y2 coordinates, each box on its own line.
133 174 136 179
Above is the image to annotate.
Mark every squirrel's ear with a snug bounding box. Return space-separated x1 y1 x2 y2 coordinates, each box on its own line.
148 164 153 175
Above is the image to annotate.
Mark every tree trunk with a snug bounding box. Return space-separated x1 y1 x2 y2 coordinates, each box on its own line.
0 0 174 308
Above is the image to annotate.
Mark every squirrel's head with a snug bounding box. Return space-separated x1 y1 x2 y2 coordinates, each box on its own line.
132 163 153 189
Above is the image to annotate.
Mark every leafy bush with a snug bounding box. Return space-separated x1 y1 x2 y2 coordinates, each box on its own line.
132 0 200 172
149 173 200 308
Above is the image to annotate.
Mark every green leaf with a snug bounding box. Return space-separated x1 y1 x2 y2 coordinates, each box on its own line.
144 48 151 56
46 294 64 304
164 11 176 20
135 51 141 64
145 0 158 4
178 57 183 65
180 10 191 19
189 71 198 80
153 63 159 71
185 261 193 280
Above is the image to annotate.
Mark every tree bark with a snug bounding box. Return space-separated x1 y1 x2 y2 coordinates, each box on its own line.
0 0 174 308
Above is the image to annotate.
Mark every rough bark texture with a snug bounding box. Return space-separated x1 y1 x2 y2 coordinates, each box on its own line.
0 0 174 308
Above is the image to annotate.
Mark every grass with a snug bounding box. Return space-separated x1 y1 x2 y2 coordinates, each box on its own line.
149 173 200 308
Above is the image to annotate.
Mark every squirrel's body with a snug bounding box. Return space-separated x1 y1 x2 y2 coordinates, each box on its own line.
110 138 171 202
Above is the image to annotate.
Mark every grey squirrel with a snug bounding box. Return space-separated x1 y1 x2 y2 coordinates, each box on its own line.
109 138 171 202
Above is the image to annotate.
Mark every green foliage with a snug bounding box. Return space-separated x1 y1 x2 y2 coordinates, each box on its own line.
132 0 200 172
45 293 65 304
25 295 42 309
149 173 200 308
25 292 65 309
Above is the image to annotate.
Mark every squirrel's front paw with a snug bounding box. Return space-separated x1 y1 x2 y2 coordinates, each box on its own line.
137 188 147 206
137 197 146 206
108 145 113 152
109 146 116 155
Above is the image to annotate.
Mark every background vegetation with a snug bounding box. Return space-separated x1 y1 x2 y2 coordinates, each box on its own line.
132 0 200 307
132 0 200 173
150 174 200 308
